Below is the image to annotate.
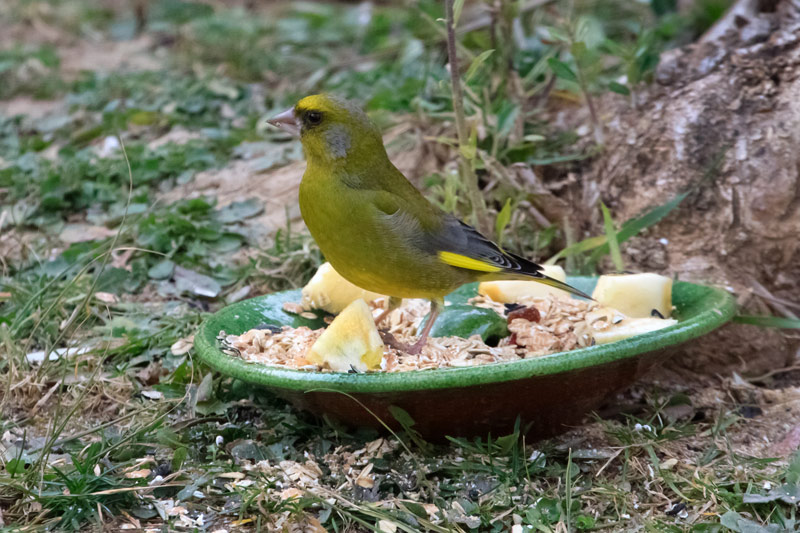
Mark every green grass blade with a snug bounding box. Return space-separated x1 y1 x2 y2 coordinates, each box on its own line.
465 49 495 83
495 198 512 240
589 191 690 264
601 202 624 272
733 315 800 329
544 235 606 265
546 190 689 266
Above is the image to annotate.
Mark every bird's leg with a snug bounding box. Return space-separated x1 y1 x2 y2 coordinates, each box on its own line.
404 298 442 356
377 296 411 351
375 296 402 326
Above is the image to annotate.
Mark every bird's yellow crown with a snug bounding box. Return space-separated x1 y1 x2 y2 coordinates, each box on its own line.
293 94 385 168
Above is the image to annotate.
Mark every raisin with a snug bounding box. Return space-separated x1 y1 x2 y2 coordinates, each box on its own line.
507 306 541 324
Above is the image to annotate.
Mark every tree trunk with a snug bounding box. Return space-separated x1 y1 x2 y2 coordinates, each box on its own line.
583 0 800 373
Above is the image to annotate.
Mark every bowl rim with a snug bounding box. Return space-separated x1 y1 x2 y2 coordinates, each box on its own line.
194 278 736 393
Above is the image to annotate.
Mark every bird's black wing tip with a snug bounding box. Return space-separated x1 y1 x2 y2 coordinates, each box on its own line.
506 251 595 300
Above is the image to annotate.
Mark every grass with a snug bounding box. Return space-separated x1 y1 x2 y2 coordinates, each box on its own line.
0 45 64 100
3 0 799 531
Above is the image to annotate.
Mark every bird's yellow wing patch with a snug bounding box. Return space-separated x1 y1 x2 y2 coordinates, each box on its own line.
438 251 502 273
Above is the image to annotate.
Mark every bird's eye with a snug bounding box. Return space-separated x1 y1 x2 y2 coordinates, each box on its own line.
307 111 322 125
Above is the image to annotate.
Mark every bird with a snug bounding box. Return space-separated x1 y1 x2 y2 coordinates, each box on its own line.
268 94 590 355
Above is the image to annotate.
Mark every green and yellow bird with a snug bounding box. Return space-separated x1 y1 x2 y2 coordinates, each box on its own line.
268 94 589 354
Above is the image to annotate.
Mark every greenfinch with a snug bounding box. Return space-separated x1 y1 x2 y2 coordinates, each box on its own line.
268 94 589 354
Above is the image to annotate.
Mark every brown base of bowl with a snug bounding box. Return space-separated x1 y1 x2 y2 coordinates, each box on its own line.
271 348 671 441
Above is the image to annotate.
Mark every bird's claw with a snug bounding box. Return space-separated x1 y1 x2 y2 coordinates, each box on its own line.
404 340 425 355
379 329 425 355
379 330 408 351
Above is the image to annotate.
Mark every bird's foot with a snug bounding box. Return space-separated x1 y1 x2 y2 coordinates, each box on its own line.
379 330 411 352
379 330 427 355
404 338 426 355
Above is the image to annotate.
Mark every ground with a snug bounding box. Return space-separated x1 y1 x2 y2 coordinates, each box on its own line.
1 0 799 531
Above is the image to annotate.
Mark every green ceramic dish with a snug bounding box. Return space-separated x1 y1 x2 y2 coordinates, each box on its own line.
195 277 736 439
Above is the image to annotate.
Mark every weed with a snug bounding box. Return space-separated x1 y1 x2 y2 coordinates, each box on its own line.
0 45 64 99
0 0 782 531
0 141 226 230
246 223 323 293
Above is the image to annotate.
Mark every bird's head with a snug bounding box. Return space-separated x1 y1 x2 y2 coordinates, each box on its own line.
268 94 385 167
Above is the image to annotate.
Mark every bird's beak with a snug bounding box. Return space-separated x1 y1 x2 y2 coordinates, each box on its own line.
267 107 300 136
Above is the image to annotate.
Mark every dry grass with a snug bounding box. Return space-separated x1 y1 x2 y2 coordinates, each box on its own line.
1 0 798 531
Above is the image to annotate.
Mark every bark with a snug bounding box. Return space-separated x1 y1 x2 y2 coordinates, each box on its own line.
582 0 800 373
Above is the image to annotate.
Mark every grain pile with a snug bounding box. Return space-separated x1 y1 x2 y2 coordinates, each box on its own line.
220 294 603 372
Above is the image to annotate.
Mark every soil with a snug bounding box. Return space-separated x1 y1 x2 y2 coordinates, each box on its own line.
572 0 800 374
0 97 63 120
59 34 162 75
2 0 797 465
5 4 800 530
576 367 800 464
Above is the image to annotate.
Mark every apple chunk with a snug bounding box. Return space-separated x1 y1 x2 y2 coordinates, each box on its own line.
591 273 673 318
478 265 571 302
307 299 384 372
592 317 678 344
301 262 384 314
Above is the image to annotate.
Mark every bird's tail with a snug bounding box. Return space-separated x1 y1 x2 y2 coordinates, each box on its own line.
523 271 593 300
496 251 594 300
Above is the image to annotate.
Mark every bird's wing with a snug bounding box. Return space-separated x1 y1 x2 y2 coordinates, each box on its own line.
368 190 592 298
431 217 540 275
370 191 534 274
432 217 592 298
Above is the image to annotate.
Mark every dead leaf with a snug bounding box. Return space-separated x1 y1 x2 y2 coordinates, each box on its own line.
135 361 163 386
32 382 59 414
355 463 375 488
378 520 398 533
280 487 303 500
120 511 141 530
285 515 327 533
111 248 134 269
660 458 679 470
364 438 393 458
423 503 439 518
217 472 246 480
95 292 118 304
125 469 151 479
280 460 323 486
59 224 117 244
148 127 202 149
170 336 194 356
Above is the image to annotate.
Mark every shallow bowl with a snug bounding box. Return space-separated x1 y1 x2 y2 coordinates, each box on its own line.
194 277 735 440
